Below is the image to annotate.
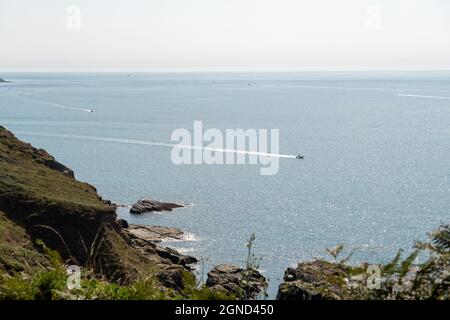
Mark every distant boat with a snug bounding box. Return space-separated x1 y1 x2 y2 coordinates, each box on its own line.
296 154 304 159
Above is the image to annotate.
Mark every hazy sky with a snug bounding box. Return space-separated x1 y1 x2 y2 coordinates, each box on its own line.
1 0 450 71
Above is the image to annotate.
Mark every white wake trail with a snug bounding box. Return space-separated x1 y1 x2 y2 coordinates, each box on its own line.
14 131 296 159
396 93 450 100
190 145 296 159
18 95 93 112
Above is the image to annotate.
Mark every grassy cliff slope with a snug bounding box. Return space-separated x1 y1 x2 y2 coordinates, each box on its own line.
0 127 181 285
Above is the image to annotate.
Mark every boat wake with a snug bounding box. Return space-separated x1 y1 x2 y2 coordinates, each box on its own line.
396 93 450 100
18 95 93 112
14 131 297 159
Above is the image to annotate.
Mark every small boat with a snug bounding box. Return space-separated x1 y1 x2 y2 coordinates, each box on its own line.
296 154 304 159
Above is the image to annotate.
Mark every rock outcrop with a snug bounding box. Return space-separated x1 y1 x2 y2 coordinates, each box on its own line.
126 224 184 242
39 150 75 178
130 198 184 214
124 224 197 274
118 218 129 229
206 264 267 299
276 260 351 300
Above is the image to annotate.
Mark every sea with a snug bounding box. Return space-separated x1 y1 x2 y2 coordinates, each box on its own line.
1 71 449 296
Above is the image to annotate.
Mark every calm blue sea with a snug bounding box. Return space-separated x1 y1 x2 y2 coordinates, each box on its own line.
1 71 450 296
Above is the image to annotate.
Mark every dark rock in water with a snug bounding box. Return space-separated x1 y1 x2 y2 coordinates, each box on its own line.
0 78 10 83
118 219 129 229
276 260 351 300
130 198 184 214
206 264 267 299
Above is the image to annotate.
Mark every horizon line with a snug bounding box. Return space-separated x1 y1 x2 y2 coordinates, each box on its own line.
2 67 450 74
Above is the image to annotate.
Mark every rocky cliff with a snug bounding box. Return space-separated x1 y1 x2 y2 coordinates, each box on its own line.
0 126 195 290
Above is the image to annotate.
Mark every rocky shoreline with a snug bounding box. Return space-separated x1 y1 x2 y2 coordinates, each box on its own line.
124 220 269 298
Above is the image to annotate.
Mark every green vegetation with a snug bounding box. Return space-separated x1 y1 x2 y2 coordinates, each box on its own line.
329 223 450 300
245 233 261 270
0 250 234 300
0 126 108 213
365 223 449 299
0 211 51 275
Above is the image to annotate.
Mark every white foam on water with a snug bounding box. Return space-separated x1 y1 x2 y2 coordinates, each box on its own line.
162 232 200 243
181 202 195 207
182 232 199 242
14 131 297 159
263 84 396 92
174 247 195 255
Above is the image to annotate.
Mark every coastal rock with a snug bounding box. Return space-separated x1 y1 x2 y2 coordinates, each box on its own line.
124 224 197 270
206 264 267 299
130 198 184 214
127 224 184 242
118 218 129 229
155 246 197 268
0 78 9 83
276 260 351 300
156 265 186 290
